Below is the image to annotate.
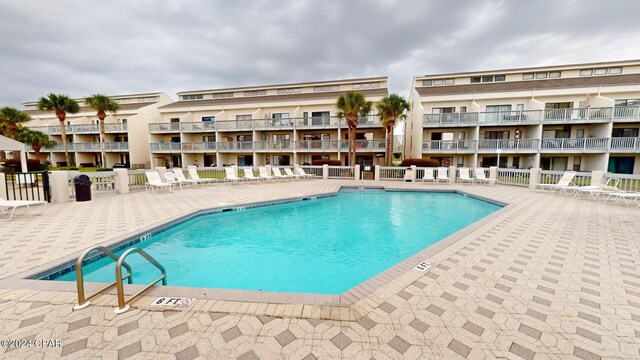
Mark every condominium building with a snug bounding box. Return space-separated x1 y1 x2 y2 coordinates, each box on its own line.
406 59 640 174
149 77 388 168
23 93 173 168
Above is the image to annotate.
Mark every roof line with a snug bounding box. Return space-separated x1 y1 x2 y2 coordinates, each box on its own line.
417 59 640 79
21 92 165 105
176 76 388 95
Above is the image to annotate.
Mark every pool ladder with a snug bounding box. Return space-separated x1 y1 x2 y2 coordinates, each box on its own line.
74 245 167 314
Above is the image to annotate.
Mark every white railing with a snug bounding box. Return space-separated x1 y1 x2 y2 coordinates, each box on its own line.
30 123 127 134
380 166 405 181
299 165 323 177
477 139 540 151
194 167 226 180
606 173 640 192
610 137 640 151
68 171 117 198
295 140 340 151
180 142 217 152
127 170 147 191
328 166 355 179
540 138 609 151
496 168 530 187
540 170 592 187
149 142 183 152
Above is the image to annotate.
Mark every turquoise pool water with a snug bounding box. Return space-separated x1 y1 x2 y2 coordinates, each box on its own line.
54 190 501 294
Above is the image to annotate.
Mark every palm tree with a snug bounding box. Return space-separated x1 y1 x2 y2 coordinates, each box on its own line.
336 91 372 167
0 106 31 140
37 93 80 166
17 128 56 161
376 94 411 166
85 94 119 167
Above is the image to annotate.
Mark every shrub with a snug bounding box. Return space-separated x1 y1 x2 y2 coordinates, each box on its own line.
400 158 440 167
0 158 43 172
312 159 342 166
96 168 113 172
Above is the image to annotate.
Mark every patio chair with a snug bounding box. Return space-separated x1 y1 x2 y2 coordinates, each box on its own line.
224 166 243 183
421 168 436 183
187 166 214 185
164 172 184 190
474 168 495 185
283 168 302 180
172 168 198 187
436 167 449 183
243 167 261 182
570 178 620 200
272 167 290 181
294 164 314 179
457 168 474 184
145 170 172 193
0 196 47 220
603 191 640 206
258 166 275 181
538 171 576 193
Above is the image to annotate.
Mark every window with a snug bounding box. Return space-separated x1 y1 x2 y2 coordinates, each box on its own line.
523 73 534 80
615 99 640 106
236 115 252 120
137 97 157 102
594 68 607 75
573 156 581 171
457 156 464 167
202 135 215 143
433 79 443 85
482 76 493 82
114 98 130 104
494 75 506 81
313 85 339 92
549 71 561 78
445 79 455 85
352 82 380 89
580 69 593 76
212 92 233 98
182 94 203 100
277 88 301 94
609 67 622 74
202 116 215 122
244 90 266 96
422 80 433 86
272 134 290 141
470 77 481 83
513 157 520 169
576 129 584 138
535 72 547 79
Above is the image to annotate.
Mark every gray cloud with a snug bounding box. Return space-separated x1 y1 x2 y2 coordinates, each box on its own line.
1 0 640 106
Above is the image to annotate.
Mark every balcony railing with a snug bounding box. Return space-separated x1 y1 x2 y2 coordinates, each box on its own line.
30 123 128 134
35 142 129 152
148 115 383 133
420 137 640 153
477 139 540 151
610 137 640 152
422 105 640 127
149 139 386 153
540 138 609 151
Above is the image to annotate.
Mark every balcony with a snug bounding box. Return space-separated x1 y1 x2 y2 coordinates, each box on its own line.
34 142 129 152
148 139 386 153
147 115 383 133
422 140 477 153
30 123 128 134
422 105 640 127
477 139 540 153
540 138 610 153
610 137 640 152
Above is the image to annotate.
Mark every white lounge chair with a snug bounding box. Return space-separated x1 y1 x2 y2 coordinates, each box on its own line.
0 196 47 220
243 167 261 182
421 168 436 183
436 167 449 183
571 178 620 200
145 170 172 193
187 166 214 185
604 191 640 206
172 168 198 187
474 168 495 185
283 168 302 180
224 166 242 183
272 167 290 181
457 168 474 184
538 171 576 193
258 166 275 181
294 165 314 179
164 172 184 190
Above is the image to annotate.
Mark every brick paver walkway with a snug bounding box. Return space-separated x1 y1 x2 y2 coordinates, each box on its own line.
0 180 639 359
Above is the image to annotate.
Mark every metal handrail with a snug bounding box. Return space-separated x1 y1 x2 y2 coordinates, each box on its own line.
114 248 167 314
74 246 132 310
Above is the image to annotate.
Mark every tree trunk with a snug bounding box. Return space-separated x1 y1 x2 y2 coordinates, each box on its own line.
386 119 395 166
56 110 70 166
33 146 41 162
98 110 106 167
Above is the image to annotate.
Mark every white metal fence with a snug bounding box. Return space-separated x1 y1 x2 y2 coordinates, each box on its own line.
380 166 406 181
68 171 117 198
496 168 531 187
328 166 355 179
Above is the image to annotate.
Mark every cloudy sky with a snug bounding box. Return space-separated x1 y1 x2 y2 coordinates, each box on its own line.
1 0 640 107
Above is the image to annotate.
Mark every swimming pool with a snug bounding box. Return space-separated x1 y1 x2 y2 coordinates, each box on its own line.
53 190 502 294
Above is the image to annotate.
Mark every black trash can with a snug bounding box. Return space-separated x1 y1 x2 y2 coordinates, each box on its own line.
74 174 92 202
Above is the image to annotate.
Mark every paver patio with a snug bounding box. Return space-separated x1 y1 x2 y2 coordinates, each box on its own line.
0 180 639 359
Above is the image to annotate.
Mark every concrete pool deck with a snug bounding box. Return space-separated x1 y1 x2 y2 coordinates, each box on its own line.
0 180 639 359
